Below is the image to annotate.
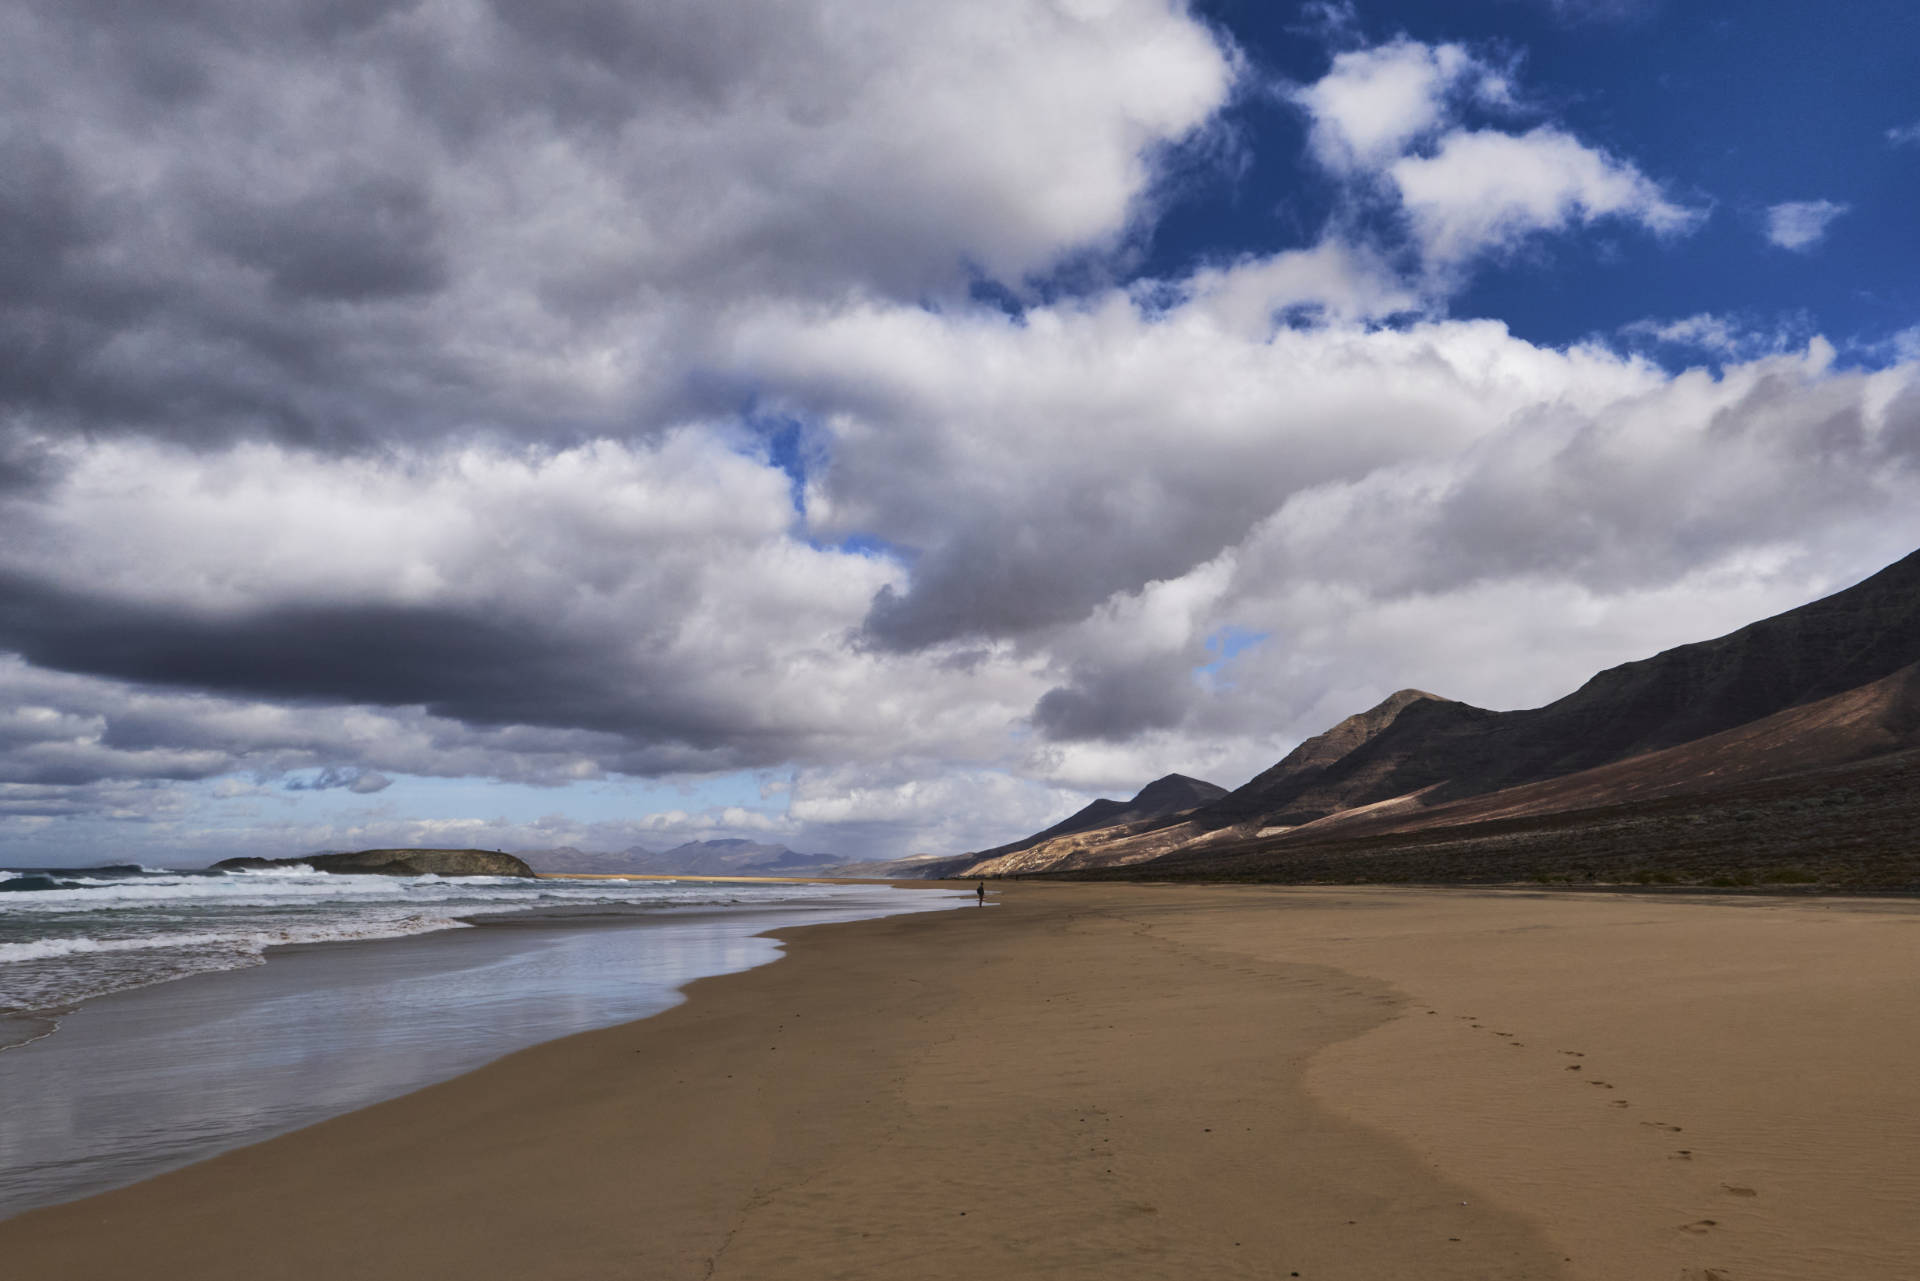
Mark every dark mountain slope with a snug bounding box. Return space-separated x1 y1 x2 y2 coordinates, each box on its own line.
1053 742 1920 890
1186 548 1920 834
1271 659 1920 848
1540 547 1920 759
957 772 1226 867
1189 688 1451 830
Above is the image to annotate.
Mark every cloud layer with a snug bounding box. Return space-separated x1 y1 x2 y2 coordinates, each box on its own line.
3 4 1918 863
0 0 1232 449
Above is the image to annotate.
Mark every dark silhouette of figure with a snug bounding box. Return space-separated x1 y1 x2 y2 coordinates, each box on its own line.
976 881 986 905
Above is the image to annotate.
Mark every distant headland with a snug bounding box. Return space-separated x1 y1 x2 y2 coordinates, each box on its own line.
213 849 536 878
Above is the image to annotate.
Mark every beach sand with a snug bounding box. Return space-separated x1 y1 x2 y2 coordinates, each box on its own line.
4 883 1916 1279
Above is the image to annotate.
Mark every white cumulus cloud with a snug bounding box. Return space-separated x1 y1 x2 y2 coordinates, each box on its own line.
1765 199 1850 251
1292 39 1504 173
1289 37 1699 274
1391 126 1700 267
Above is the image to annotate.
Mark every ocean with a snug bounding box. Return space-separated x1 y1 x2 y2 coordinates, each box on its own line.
0 863 964 1218
0 863 900 1039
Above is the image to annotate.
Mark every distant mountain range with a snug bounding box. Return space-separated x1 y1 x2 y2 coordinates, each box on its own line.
523 839 842 877
919 546 1920 887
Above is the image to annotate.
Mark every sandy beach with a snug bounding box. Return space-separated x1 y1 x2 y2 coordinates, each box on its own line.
4 883 1916 1280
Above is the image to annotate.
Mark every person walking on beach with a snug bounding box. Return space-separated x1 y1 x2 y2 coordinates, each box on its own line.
976 880 986 905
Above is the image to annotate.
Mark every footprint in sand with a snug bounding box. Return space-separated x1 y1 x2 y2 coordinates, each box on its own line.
1720 1185 1758 1198
1609 1100 1631 1109
1670 1150 1693 1160
1641 1121 1684 1133
1678 1219 1718 1235
1680 1269 1733 1281
1560 1050 1584 1057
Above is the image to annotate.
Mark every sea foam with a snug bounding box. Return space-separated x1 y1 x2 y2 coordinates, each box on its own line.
0 865 850 1019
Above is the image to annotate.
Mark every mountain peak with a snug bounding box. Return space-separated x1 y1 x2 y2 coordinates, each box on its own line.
1181 688 1459 831
1273 688 1447 774
1129 773 1229 810
959 770 1227 866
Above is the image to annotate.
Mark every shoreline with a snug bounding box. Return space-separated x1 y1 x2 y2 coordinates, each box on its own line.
0 882 963 1219
5 883 1917 1278
0 871 948 1047
534 872 908 884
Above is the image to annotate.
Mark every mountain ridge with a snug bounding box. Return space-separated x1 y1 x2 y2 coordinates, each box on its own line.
926 772 1227 878
951 547 1920 884
1176 547 1920 840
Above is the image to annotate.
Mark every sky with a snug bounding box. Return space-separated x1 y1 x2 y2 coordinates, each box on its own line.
2 0 1917 867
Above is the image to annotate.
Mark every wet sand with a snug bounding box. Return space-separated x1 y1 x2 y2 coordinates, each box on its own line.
4 883 1916 1279
0 886 958 1218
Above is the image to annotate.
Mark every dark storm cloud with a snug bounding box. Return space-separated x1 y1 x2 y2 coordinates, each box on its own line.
0 134 157 425
0 134 419 448
1032 664 1193 742
0 432 59 496
840 516 1227 664
478 0 822 112
0 2 614 450
854 468 1273 652
3 757 194 788
0 134 98 298
196 169 448 303
0 570 741 749
861 527 1214 653
21 0 410 62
